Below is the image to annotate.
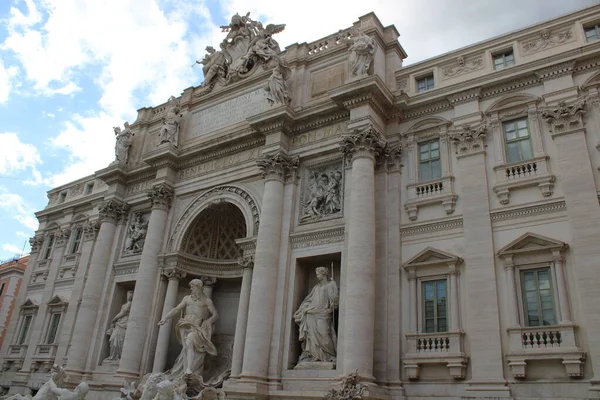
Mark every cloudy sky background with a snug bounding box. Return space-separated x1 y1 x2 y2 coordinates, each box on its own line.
0 0 597 260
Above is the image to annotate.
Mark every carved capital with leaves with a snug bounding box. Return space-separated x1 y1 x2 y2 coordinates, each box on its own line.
237 255 255 269
541 100 586 137
448 123 487 155
29 235 45 254
148 183 174 211
55 228 72 247
83 220 101 241
376 143 402 171
99 199 130 223
162 266 186 280
339 126 387 164
256 152 299 182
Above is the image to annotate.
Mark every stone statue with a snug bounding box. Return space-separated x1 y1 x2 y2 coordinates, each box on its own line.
47 383 89 400
158 279 218 379
4 365 66 400
157 96 182 147
264 66 291 106
241 22 286 67
301 168 343 221
294 267 339 366
114 122 134 164
348 29 377 77
104 290 133 363
124 213 148 254
196 47 227 87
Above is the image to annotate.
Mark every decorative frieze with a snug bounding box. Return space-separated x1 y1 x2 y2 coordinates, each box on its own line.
534 61 574 82
541 99 586 137
446 88 481 105
98 199 130 223
490 200 566 222
521 27 574 55
448 123 487 155
290 226 345 249
480 74 541 101
442 55 484 79
400 218 463 237
148 183 174 210
256 152 299 182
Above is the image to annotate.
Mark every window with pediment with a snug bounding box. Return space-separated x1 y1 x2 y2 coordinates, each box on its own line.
402 117 457 221
402 247 467 380
183 202 247 260
497 232 584 379
13 299 38 348
485 94 555 205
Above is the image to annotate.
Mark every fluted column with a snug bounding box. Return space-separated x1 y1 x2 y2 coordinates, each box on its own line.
66 199 128 377
118 183 173 378
551 251 571 324
448 264 460 332
231 256 254 377
240 152 296 382
502 257 520 328
152 267 186 373
339 126 385 378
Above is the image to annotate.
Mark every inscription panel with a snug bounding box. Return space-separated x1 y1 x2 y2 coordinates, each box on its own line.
178 148 261 181
291 122 346 148
190 89 270 136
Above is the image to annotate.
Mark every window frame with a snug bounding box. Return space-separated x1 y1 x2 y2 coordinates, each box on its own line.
69 227 82 255
420 277 449 333
416 74 435 93
502 117 534 164
584 24 600 42
516 264 559 327
44 312 62 344
418 139 442 183
492 49 515 70
41 234 54 260
17 315 33 345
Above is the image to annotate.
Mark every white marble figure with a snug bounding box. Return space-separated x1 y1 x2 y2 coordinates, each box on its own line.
4 365 65 400
114 122 134 164
301 169 343 221
241 23 286 66
348 29 377 77
293 267 339 365
158 279 218 379
157 96 182 147
196 47 227 87
104 290 133 363
264 67 291 106
152 380 177 400
47 383 88 400
124 213 148 254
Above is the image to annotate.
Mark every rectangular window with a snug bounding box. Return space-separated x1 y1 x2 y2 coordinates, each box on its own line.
17 315 32 345
85 183 94 195
422 279 448 333
58 192 66 203
417 75 434 93
42 235 54 260
419 139 441 182
45 313 62 344
69 228 82 254
493 50 515 70
503 118 533 163
585 25 600 42
521 267 556 327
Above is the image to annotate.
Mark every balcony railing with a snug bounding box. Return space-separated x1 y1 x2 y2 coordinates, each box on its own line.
493 156 554 204
405 176 457 221
403 331 468 380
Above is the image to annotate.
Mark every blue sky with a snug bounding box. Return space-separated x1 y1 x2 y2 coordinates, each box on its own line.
0 0 597 260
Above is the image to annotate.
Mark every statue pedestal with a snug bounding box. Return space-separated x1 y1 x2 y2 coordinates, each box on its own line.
293 361 335 370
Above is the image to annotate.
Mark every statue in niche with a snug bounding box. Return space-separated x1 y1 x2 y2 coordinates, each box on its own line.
158 279 218 379
293 267 339 367
114 122 134 164
264 64 291 106
301 166 343 222
196 46 227 87
157 96 182 147
104 290 133 364
348 28 377 77
124 213 148 254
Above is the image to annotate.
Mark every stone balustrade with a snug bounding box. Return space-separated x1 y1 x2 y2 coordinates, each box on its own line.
404 176 457 220
403 331 468 380
492 156 555 204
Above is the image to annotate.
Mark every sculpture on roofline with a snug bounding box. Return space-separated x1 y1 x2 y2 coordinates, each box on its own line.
348 28 377 77
157 96 183 147
264 62 292 106
114 122 134 164
196 47 227 88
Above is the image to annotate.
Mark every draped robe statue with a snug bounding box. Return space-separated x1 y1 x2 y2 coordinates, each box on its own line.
293 267 339 365
158 279 218 379
104 290 133 363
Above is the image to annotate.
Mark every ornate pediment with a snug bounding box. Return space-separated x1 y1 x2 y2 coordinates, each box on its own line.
20 298 39 310
404 116 451 136
403 247 462 269
47 295 68 307
485 93 540 115
497 232 567 256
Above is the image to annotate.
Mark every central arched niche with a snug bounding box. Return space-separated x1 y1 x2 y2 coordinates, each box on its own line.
166 201 247 375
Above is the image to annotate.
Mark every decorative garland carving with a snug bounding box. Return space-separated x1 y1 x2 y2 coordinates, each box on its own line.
522 27 573 55
442 56 484 79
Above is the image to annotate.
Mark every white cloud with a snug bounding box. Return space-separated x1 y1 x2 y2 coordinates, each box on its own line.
0 187 39 232
2 243 24 255
43 111 55 118
16 231 30 239
0 60 19 103
0 132 42 177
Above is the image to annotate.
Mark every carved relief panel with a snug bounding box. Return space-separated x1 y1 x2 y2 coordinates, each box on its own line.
299 161 344 224
123 212 149 255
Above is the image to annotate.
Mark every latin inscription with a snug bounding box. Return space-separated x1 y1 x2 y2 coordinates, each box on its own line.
291 123 346 148
190 89 270 136
179 148 260 181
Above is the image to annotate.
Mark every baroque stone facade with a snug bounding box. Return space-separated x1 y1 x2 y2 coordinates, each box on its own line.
4 6 600 400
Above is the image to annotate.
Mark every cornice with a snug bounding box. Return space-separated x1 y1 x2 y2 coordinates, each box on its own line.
178 137 264 170
329 74 395 119
490 200 566 222
400 217 463 237
247 106 297 135
290 226 345 249
141 146 179 170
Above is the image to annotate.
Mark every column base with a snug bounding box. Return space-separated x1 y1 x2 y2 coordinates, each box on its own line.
465 379 511 398
222 378 269 400
115 368 141 381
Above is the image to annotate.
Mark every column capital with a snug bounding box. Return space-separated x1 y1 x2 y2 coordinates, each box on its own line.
256 151 298 182
99 199 130 223
541 99 586 138
161 266 186 280
55 227 71 247
29 234 44 254
148 183 174 211
237 255 255 269
339 125 387 164
82 220 100 241
376 143 402 172
448 123 487 156
201 276 217 288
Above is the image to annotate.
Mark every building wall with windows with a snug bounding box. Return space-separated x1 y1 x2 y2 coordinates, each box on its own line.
0 257 27 356
3 5 600 400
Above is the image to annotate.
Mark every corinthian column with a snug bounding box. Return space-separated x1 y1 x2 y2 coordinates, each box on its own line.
231 256 254 377
66 199 128 378
240 152 297 382
118 183 173 378
339 126 385 379
152 267 186 373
